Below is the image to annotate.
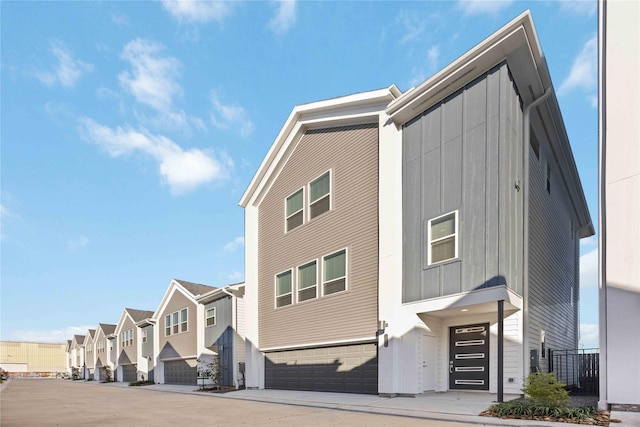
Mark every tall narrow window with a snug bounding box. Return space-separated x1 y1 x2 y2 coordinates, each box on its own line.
206 307 216 326
323 249 346 295
286 189 304 231
298 261 317 302
165 315 171 336
142 330 147 343
172 312 179 334
309 171 331 219
180 308 188 332
429 211 458 264
276 270 293 307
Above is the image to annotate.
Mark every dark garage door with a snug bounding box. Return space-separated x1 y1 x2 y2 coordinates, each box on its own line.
122 364 137 382
164 359 197 385
265 343 377 394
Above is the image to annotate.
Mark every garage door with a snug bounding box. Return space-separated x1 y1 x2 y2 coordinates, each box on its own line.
164 359 197 385
122 364 137 382
265 343 377 394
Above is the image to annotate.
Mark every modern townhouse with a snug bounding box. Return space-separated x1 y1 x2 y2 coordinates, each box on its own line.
196 282 246 389
240 11 593 398
114 308 154 383
152 279 216 385
82 329 96 380
70 334 85 379
94 323 116 382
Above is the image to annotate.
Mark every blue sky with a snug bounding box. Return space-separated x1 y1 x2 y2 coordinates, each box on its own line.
1 1 598 348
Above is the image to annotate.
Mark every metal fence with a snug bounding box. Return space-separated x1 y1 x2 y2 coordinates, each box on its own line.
548 348 599 396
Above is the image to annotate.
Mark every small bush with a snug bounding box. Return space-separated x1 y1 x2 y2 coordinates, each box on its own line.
128 380 154 387
522 372 569 408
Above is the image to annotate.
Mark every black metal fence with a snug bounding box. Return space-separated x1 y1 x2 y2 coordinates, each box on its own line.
548 348 599 396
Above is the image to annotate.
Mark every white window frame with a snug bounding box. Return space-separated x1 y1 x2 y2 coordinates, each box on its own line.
308 170 332 221
285 187 305 232
142 330 147 343
427 210 459 266
165 308 188 336
275 269 293 308
206 307 217 327
297 259 318 302
322 248 348 296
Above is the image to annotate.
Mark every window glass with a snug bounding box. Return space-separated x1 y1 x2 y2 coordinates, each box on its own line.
323 250 346 295
429 212 457 264
298 261 317 302
309 172 330 219
276 270 292 307
206 308 216 326
286 189 304 231
180 309 188 332
165 315 171 336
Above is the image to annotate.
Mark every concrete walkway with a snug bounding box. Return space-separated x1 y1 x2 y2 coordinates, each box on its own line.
99 382 640 427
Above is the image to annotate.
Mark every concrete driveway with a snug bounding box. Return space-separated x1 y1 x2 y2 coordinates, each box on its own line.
0 379 471 427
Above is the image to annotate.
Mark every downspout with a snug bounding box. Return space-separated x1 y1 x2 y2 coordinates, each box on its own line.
523 87 552 378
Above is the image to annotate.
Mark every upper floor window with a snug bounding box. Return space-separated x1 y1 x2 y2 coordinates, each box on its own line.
323 249 346 295
121 329 133 348
276 270 293 308
297 260 317 302
286 188 304 231
206 307 216 327
428 211 458 265
142 330 148 343
97 340 105 354
165 308 188 336
309 171 331 219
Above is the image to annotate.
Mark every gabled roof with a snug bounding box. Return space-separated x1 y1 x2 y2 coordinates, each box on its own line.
173 279 216 297
239 86 401 208
72 335 85 346
386 10 593 238
66 340 72 351
98 323 116 336
197 282 245 304
83 330 96 345
124 308 154 323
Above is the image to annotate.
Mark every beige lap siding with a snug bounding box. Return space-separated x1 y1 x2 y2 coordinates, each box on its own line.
258 123 379 350
158 290 197 358
118 316 137 365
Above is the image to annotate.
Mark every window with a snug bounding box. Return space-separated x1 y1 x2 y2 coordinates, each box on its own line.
166 308 188 336
142 330 147 343
121 329 133 347
323 249 346 295
428 211 458 265
309 171 331 219
298 260 317 302
97 340 104 354
206 307 216 327
286 188 304 231
109 341 113 351
180 308 188 332
276 270 292 307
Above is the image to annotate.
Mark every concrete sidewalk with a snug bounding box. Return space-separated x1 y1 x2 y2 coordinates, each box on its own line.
98 382 640 426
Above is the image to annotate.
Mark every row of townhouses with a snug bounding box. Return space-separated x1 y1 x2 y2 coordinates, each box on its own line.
66 11 595 399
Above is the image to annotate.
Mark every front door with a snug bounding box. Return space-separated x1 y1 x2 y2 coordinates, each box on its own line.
422 334 437 391
449 323 489 390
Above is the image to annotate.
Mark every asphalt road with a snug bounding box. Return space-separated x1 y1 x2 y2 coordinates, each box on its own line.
0 380 472 427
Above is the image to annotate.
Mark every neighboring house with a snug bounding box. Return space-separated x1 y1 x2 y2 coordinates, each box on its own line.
82 329 96 380
65 340 72 374
114 308 154 383
70 335 85 379
598 0 640 410
240 11 592 397
196 283 246 389
94 323 116 382
152 279 216 385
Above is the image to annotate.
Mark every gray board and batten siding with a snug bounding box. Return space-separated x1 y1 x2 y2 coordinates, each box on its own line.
141 324 154 359
204 296 235 387
257 123 380 350
403 63 524 303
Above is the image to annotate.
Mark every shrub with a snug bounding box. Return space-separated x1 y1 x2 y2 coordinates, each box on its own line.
522 372 569 408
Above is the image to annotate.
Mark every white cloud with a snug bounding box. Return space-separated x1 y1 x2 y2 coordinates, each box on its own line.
559 0 597 17
224 236 244 252
68 235 89 250
580 246 598 290
210 91 255 137
8 326 95 344
79 118 231 194
456 0 513 16
395 10 427 45
161 0 233 23
559 35 597 97
268 1 297 34
36 40 93 88
579 323 599 349
119 39 182 112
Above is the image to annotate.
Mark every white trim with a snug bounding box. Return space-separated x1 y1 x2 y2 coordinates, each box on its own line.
164 307 189 336
427 210 459 266
159 355 198 362
261 336 375 353
205 307 217 327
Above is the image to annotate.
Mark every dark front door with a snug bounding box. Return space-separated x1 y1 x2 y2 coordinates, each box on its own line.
449 323 489 390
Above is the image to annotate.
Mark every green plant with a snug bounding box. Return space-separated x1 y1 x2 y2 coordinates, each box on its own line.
128 380 154 386
197 355 221 389
71 367 80 380
522 372 569 408
103 365 113 383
